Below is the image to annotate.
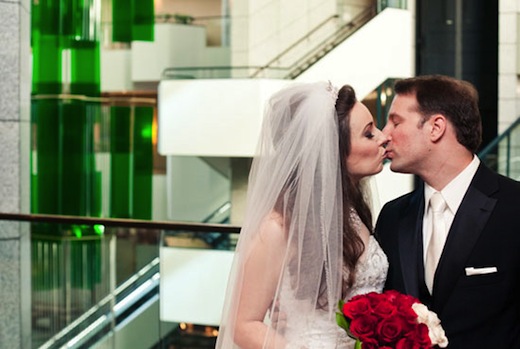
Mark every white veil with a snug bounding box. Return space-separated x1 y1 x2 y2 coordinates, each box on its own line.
215 81 344 349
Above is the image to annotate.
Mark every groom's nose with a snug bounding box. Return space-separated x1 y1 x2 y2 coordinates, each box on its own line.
381 122 392 138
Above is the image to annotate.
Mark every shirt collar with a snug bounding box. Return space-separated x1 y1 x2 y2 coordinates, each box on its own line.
424 155 480 214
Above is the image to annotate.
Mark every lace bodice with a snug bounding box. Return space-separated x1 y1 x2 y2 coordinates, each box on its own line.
343 235 389 299
280 218 389 348
343 214 389 301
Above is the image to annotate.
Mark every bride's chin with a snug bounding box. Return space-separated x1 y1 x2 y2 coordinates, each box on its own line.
374 164 384 174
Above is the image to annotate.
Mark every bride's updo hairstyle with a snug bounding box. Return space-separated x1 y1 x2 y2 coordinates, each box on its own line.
335 85 373 291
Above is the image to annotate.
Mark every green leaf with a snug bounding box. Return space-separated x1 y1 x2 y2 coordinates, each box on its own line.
354 339 362 349
336 312 350 331
337 299 345 311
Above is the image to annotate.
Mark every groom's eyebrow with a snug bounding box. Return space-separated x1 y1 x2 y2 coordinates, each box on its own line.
388 113 401 122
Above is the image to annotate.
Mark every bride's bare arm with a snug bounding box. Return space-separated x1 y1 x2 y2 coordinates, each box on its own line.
234 215 288 349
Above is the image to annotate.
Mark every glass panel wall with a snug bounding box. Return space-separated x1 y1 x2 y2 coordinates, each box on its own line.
5 213 239 349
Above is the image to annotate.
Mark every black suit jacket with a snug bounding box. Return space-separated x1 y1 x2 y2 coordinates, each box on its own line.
376 163 520 348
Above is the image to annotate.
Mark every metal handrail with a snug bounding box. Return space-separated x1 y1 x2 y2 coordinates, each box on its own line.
251 3 377 79
286 4 377 79
478 117 520 159
249 14 340 78
0 212 241 233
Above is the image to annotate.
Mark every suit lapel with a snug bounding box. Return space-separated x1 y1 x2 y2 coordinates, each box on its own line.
398 188 424 298
433 165 498 312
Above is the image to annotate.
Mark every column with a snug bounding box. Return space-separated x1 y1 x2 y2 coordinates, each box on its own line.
0 0 31 348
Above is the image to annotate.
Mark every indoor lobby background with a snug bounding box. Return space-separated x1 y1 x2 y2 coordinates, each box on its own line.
1 0 519 348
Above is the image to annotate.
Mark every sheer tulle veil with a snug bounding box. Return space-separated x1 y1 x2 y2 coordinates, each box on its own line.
215 81 345 349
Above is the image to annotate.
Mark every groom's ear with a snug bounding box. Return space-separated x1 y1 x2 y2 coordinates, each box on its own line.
429 114 447 142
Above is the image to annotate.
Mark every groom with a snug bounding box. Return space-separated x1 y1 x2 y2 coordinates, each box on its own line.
376 75 520 348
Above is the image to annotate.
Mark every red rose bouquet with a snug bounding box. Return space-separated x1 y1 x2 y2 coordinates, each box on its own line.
336 290 448 349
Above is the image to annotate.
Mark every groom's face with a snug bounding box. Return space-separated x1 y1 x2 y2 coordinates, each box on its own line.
382 93 431 175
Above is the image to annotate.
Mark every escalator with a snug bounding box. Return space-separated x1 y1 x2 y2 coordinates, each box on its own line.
38 258 159 349
26 214 239 349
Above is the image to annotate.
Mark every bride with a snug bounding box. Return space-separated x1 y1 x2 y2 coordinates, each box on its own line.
215 81 389 349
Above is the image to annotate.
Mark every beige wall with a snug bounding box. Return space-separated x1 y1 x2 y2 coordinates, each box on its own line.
155 0 223 17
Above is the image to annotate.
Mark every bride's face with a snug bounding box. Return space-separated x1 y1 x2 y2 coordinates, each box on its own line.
346 101 388 179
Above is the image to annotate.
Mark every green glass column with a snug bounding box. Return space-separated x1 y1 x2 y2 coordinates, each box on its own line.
132 107 154 219
31 35 62 94
109 106 154 219
110 106 133 218
112 0 154 42
70 40 101 96
59 101 100 216
31 99 61 214
133 0 155 41
31 1 156 332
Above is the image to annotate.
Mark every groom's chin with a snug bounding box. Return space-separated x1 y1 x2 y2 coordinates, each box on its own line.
388 161 409 174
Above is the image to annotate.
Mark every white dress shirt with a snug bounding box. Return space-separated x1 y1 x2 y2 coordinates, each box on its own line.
422 155 481 263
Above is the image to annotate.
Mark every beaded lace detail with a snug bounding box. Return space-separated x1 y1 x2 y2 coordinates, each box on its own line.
280 210 389 349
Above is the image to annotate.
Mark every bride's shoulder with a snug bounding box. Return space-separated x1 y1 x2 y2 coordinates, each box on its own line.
257 211 286 244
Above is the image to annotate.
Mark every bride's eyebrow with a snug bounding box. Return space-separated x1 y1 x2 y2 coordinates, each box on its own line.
363 122 374 132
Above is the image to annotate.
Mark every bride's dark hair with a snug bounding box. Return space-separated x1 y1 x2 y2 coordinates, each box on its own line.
335 85 373 293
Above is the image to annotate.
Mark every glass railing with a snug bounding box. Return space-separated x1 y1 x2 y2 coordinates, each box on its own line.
0 213 240 349
478 117 520 180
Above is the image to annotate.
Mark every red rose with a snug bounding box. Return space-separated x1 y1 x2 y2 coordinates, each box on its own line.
372 299 397 318
337 291 446 349
376 315 407 344
360 342 379 349
396 337 422 349
365 292 385 308
382 290 402 302
386 290 418 307
406 323 432 347
348 292 379 308
349 315 378 342
343 297 372 319
361 340 381 349
399 304 420 324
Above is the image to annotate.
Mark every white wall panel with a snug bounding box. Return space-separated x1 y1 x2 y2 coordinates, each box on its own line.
158 79 288 157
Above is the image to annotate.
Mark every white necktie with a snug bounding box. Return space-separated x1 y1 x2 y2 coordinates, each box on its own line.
425 192 447 294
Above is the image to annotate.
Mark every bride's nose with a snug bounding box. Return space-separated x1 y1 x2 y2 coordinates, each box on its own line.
375 129 389 146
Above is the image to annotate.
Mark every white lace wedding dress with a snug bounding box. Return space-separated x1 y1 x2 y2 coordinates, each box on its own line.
279 219 389 349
